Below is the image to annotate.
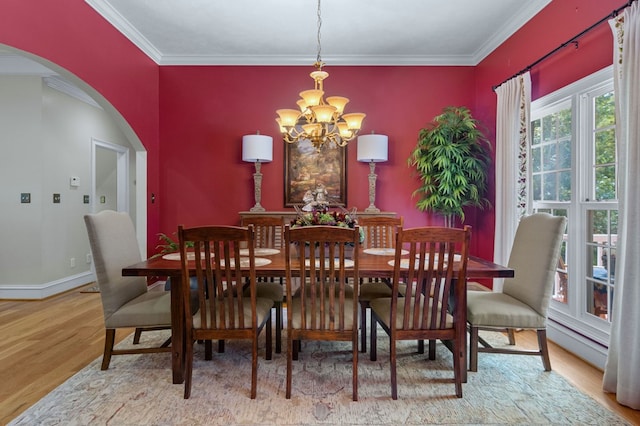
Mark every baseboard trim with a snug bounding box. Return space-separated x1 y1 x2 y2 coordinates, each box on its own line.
548 319 608 370
0 271 95 300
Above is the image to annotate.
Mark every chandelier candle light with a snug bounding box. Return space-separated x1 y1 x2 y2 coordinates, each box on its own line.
357 133 388 213
275 0 366 151
242 133 273 212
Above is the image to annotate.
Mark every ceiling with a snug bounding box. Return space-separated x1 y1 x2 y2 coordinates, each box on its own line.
84 0 551 66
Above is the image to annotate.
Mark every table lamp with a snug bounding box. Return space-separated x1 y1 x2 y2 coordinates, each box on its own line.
357 133 388 213
242 133 273 212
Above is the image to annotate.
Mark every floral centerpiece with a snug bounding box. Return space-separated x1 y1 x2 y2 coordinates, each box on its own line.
290 206 365 255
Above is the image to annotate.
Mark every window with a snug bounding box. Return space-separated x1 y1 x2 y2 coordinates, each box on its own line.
530 67 617 366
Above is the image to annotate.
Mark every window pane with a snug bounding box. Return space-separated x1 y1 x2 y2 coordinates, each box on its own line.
543 144 557 170
595 165 616 200
595 92 615 128
532 174 541 200
543 172 557 200
532 146 541 173
558 138 571 169
558 109 572 138
532 119 541 145
542 115 555 141
559 171 571 201
595 129 616 165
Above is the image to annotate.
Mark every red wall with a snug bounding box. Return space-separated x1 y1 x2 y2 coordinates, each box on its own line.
0 0 624 258
158 65 476 236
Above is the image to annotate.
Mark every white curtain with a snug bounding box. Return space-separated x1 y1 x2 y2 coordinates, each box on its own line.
493 73 531 290
604 3 640 410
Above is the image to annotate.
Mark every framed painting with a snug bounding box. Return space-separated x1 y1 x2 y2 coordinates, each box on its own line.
284 140 347 207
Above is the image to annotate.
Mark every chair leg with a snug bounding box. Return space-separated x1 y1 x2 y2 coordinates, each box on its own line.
265 312 273 361
251 333 258 399
537 329 552 371
184 338 194 399
359 302 367 353
218 340 225 353
417 340 424 354
469 325 479 372
390 338 398 400
428 340 436 360
352 331 359 401
204 340 212 360
275 302 283 354
370 315 378 361
453 333 463 398
286 332 293 399
507 328 516 345
101 329 116 370
133 328 143 344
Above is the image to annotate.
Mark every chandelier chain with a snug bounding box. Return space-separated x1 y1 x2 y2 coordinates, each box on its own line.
316 0 322 65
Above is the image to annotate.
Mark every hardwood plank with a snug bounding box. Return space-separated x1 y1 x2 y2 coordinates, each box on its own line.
1 285 638 424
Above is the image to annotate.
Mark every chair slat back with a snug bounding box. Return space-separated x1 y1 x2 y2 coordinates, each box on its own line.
285 225 360 331
358 216 403 249
178 225 257 332
241 216 285 249
391 226 471 332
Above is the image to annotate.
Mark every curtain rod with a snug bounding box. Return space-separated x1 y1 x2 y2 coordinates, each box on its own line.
492 0 637 91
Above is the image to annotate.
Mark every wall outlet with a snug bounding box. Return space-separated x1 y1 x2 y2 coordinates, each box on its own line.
86 253 92 264
70 258 76 268
21 193 31 203
53 193 61 203
83 195 90 204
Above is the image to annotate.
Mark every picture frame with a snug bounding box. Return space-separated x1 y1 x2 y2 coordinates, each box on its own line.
284 140 347 207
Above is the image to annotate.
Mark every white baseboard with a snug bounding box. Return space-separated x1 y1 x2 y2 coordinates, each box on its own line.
0 271 95 300
547 320 609 370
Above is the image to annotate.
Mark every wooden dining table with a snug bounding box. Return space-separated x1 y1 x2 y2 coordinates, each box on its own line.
123 248 513 385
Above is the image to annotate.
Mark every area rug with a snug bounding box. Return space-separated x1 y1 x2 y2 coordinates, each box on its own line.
10 327 628 425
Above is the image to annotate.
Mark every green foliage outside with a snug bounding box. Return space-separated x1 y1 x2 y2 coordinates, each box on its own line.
408 106 492 223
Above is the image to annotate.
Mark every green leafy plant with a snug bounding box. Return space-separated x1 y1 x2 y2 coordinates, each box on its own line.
151 232 193 258
408 106 492 225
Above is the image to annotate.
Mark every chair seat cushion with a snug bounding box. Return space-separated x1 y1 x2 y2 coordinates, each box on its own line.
370 296 453 330
244 282 283 302
289 297 357 330
294 284 355 298
105 290 172 328
192 297 274 329
467 290 546 329
359 282 393 301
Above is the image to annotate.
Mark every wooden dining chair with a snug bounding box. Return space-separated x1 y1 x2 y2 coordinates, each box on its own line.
178 225 274 399
370 225 471 399
84 210 172 370
240 216 285 354
357 216 403 352
284 224 360 400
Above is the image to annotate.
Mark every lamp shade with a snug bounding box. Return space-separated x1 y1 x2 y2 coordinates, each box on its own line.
242 134 273 162
357 134 388 162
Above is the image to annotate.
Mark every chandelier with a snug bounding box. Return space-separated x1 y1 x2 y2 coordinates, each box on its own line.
275 0 366 151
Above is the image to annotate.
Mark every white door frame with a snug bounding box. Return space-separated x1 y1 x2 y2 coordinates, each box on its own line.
91 138 129 214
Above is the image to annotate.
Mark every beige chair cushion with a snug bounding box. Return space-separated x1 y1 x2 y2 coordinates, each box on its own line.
359 282 393 302
105 290 172 328
289 297 357 330
244 282 283 302
370 295 453 330
192 297 274 329
467 290 546 329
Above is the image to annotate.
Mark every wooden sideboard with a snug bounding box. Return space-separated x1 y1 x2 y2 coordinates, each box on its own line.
238 210 397 224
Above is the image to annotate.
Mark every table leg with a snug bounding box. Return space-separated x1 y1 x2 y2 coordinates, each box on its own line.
170 275 185 384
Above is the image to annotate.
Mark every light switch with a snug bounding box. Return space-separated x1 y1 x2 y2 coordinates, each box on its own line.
53 193 61 203
21 193 31 203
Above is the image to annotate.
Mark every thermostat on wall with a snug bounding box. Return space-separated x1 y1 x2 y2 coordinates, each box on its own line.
70 176 80 187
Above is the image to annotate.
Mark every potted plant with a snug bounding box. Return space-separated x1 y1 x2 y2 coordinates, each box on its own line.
408 106 492 227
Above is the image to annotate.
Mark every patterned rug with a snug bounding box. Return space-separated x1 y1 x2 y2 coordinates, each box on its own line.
10 327 628 425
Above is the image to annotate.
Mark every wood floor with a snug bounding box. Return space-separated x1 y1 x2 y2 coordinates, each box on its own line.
1 284 638 425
